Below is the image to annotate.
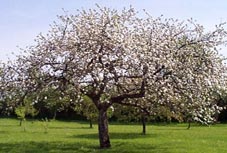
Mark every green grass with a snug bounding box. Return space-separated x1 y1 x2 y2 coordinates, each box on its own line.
0 118 227 153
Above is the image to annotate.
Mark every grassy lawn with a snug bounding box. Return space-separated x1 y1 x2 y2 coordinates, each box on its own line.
0 118 227 153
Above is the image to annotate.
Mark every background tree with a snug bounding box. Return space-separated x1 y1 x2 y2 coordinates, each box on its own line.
113 104 150 135
14 96 38 127
0 61 26 116
75 94 114 128
13 6 227 148
75 95 98 128
37 87 72 120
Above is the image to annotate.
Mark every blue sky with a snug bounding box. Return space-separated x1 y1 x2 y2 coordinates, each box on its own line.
0 0 227 61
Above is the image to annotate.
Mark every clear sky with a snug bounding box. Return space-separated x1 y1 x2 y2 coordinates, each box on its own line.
0 0 227 62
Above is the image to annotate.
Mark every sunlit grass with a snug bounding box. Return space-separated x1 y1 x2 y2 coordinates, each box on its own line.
0 118 227 153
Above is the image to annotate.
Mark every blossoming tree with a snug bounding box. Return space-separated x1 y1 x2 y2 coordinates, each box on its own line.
14 6 227 148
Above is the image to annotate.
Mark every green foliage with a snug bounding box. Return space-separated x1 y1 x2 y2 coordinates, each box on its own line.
76 95 97 119
38 87 73 119
15 106 26 121
14 96 38 128
75 95 98 126
155 106 178 123
75 94 114 128
24 97 39 117
113 105 141 122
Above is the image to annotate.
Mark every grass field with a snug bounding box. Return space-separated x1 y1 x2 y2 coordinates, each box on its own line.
0 118 227 153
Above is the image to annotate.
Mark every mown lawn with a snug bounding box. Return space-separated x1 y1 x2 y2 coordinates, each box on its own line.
0 118 227 153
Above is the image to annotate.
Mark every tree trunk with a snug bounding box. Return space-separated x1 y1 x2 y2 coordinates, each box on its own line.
53 109 57 120
187 120 191 129
141 114 146 135
187 117 192 129
98 109 111 148
89 119 93 128
19 119 23 126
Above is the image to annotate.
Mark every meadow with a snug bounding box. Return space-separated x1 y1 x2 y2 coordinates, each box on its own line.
0 118 227 153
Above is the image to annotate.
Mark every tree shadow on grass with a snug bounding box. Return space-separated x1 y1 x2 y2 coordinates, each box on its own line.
71 132 157 140
157 128 188 131
49 126 93 130
0 141 97 153
0 124 18 127
0 130 9 134
0 141 170 153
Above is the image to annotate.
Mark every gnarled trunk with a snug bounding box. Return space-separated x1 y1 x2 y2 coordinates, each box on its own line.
98 108 111 148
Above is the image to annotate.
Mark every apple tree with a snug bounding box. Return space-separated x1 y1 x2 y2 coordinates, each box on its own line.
17 6 227 148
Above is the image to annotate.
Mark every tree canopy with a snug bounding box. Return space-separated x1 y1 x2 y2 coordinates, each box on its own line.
1 6 227 148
